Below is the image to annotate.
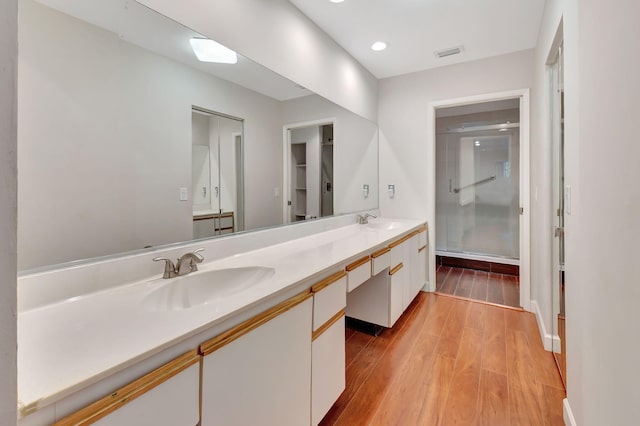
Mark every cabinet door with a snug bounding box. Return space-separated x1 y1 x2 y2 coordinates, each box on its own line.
389 263 405 326
201 295 313 426
93 364 200 426
312 316 345 425
391 238 412 313
54 351 200 426
417 235 428 293
408 234 423 304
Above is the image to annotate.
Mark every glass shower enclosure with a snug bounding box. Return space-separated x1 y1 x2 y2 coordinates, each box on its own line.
436 114 520 260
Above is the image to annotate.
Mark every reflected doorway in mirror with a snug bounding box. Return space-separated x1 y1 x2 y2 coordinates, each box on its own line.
284 119 335 223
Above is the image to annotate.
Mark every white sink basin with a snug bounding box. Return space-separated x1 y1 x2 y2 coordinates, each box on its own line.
365 221 401 231
142 266 275 311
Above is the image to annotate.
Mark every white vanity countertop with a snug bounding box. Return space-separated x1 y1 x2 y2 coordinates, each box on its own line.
18 218 425 413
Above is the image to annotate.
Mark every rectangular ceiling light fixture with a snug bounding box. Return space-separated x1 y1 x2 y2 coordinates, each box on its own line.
190 38 238 64
434 45 463 59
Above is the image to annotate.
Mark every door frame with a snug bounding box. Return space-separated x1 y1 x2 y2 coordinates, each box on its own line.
231 131 244 232
427 88 531 311
282 118 335 224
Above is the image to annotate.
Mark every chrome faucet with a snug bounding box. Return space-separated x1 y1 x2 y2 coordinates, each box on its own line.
153 248 205 279
356 213 377 224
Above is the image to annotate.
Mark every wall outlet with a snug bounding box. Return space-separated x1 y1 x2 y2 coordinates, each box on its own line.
179 187 188 201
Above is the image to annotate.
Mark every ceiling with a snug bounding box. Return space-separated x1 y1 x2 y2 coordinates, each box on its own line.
289 0 546 79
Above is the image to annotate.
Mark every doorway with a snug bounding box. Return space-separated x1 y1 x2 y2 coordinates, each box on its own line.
283 120 335 223
434 100 521 308
191 107 244 238
428 89 531 311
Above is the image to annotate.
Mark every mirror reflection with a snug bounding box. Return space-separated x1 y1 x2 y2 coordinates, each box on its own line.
17 0 378 271
192 108 244 238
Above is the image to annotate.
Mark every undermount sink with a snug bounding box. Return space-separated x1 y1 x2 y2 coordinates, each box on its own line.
142 266 275 311
365 221 401 231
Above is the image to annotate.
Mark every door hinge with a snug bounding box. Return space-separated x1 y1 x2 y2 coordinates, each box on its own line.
287 201 292 206
554 227 565 238
519 207 524 215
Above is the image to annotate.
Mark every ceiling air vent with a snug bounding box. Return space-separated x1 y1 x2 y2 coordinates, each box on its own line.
434 46 463 59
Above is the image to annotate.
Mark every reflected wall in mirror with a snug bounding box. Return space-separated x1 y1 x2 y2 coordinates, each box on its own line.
17 0 378 271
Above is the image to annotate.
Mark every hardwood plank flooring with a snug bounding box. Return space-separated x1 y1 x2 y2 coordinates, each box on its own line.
437 265 520 309
320 292 565 426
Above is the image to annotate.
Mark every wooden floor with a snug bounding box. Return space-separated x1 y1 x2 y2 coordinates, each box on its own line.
436 265 520 309
320 292 565 426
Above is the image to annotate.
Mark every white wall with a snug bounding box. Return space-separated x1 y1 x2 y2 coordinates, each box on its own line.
18 0 283 269
0 0 17 423
137 0 378 123
282 95 378 215
534 0 640 424
378 50 534 220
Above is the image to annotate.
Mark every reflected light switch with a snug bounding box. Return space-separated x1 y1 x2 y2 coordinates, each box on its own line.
179 187 188 201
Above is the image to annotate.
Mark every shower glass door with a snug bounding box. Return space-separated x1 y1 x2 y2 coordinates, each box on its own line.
436 127 520 259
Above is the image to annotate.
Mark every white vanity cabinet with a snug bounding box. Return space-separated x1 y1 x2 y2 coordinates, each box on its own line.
199 291 313 426
54 351 200 426
346 229 424 328
310 271 347 425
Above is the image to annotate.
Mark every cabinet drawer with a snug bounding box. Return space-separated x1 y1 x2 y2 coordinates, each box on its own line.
346 256 371 292
311 271 347 332
371 247 390 276
219 214 234 230
418 228 427 249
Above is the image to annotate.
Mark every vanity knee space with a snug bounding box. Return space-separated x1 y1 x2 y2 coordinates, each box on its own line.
345 228 428 328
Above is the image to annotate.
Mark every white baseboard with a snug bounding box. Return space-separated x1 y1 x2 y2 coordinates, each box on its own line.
531 300 556 352
563 398 577 426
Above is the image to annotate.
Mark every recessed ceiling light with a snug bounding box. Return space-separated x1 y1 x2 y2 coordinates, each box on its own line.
329 0 345 3
190 38 237 64
371 41 387 51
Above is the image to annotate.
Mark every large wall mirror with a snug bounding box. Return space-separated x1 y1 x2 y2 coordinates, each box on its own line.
17 0 378 271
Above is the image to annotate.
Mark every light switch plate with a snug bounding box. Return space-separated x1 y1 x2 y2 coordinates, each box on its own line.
179 187 188 201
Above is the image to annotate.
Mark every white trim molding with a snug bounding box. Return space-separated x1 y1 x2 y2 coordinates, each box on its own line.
531 300 560 352
563 398 577 426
